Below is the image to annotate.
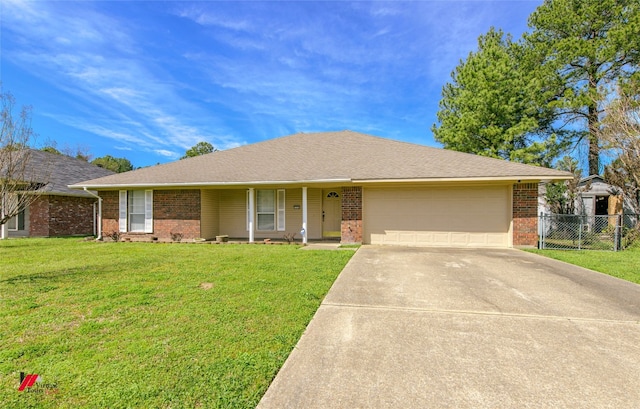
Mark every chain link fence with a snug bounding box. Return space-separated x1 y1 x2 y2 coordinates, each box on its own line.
539 213 640 251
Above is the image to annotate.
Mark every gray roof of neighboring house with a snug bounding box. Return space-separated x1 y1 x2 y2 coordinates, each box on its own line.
14 149 115 197
71 131 573 189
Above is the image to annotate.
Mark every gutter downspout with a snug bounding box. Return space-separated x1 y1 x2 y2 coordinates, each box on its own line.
83 188 103 240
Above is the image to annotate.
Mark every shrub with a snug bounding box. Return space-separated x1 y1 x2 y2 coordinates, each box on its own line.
106 231 122 242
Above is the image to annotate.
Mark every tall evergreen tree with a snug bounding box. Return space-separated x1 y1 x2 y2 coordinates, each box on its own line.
433 0 639 172
432 28 563 166
526 0 640 175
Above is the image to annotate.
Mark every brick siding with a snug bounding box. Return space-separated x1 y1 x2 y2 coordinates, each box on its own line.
100 191 119 235
341 186 362 244
153 190 201 239
513 183 539 246
28 195 97 237
28 196 50 237
48 196 96 236
100 189 201 241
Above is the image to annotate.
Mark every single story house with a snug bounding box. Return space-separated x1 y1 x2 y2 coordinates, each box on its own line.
3 149 114 238
70 131 572 247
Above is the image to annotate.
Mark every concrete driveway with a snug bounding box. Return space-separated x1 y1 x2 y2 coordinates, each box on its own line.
258 246 640 409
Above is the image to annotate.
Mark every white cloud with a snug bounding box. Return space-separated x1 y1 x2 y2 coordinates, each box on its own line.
176 5 252 31
2 0 541 166
154 149 180 159
2 1 246 158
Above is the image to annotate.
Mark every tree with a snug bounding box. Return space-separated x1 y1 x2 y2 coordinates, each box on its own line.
434 1 640 173
91 155 134 173
63 145 92 162
181 141 216 159
41 146 62 155
526 0 640 175
432 28 566 166
1 91 47 239
544 156 583 214
599 80 640 213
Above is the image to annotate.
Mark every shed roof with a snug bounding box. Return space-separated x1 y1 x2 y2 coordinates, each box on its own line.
71 131 572 189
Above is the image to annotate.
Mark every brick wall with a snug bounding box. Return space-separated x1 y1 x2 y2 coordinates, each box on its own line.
27 195 97 237
100 191 120 236
341 186 362 244
29 196 50 237
48 196 96 236
100 189 201 240
153 190 201 239
513 183 539 246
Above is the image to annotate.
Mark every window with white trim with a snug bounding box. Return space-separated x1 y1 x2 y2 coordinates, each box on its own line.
119 190 153 233
251 189 285 231
7 210 25 231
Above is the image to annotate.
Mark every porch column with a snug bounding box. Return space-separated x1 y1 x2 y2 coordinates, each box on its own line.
302 187 308 244
248 188 255 243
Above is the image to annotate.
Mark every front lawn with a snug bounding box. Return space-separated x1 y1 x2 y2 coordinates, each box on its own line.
0 238 354 408
526 246 640 284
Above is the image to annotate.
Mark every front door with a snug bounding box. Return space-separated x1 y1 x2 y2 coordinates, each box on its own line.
322 190 341 238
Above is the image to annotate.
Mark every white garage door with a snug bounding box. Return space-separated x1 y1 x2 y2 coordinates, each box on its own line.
364 185 511 247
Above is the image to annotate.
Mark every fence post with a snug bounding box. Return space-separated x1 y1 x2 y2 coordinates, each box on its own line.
578 215 582 251
539 212 544 249
614 214 621 252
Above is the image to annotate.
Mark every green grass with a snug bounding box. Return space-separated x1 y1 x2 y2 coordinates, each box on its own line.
526 246 640 284
0 238 354 408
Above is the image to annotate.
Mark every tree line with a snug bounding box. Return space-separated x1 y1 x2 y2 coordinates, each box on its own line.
39 140 216 173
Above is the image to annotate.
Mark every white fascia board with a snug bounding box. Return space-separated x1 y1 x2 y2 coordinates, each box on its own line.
68 178 353 190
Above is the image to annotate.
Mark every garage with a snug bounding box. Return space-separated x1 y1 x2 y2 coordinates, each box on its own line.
363 185 511 247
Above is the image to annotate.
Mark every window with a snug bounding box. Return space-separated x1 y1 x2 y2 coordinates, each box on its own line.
119 190 153 233
251 189 285 231
128 190 146 232
257 190 275 230
7 210 25 231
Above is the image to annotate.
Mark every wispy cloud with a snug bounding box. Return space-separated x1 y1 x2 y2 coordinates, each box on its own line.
2 1 243 162
2 0 541 166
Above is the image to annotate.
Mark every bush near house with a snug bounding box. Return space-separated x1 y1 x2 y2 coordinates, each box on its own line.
0 239 353 408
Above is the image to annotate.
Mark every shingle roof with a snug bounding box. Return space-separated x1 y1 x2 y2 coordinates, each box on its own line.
71 131 572 189
17 149 115 197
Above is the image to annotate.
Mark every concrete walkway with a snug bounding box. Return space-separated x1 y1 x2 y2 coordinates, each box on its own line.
258 246 640 408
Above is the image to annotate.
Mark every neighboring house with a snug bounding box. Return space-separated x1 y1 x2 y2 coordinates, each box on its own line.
576 175 627 217
71 131 571 247
3 149 114 238
538 175 634 218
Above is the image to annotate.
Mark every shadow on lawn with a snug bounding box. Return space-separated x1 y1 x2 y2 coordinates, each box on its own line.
0 266 108 285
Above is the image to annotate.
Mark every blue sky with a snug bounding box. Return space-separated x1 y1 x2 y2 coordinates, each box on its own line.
1 0 541 167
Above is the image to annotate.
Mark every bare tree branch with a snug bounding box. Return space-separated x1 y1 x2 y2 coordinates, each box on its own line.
598 81 640 213
0 90 48 237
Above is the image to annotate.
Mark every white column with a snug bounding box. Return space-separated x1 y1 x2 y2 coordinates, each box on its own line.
302 187 308 244
97 197 103 240
248 188 255 243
